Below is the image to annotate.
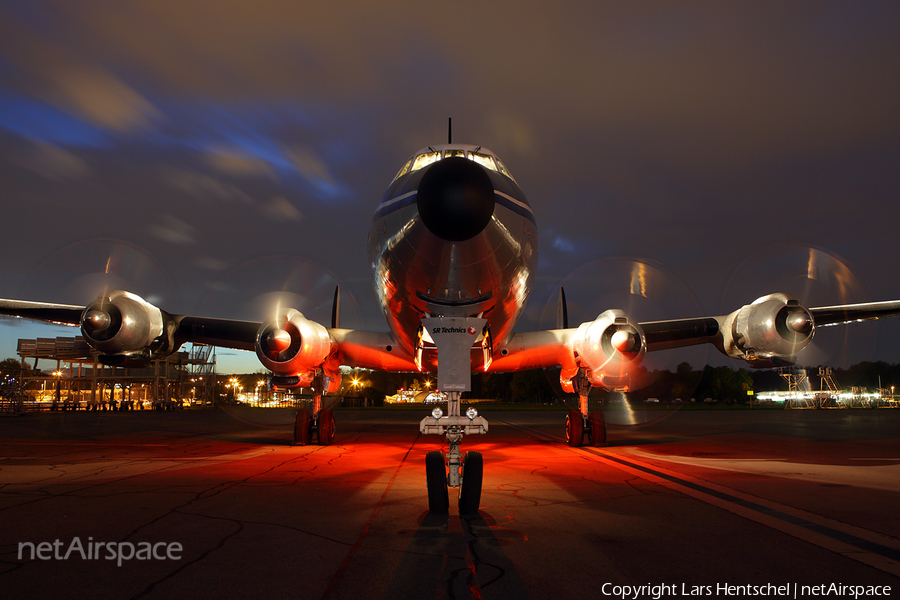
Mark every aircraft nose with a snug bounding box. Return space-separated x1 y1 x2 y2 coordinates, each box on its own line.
417 157 495 241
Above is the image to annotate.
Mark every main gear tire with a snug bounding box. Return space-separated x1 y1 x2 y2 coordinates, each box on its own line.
566 410 584 447
317 408 335 445
589 410 606 447
294 408 311 446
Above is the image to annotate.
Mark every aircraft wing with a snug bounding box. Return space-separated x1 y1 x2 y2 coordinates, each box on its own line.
5 291 900 392
0 297 261 351
808 300 900 327
0 292 415 389
173 316 258 351
492 294 900 389
0 299 85 326
639 299 900 353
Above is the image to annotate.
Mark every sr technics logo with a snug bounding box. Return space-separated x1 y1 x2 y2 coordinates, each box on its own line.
432 326 477 335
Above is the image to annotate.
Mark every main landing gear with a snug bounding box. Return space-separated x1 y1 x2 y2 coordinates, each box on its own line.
565 371 606 448
565 409 606 447
293 393 335 446
420 391 488 515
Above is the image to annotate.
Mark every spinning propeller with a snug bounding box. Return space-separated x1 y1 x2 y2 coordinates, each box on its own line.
541 257 706 427
721 243 872 368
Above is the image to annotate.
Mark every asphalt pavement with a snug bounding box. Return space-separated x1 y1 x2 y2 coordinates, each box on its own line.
1 406 898 599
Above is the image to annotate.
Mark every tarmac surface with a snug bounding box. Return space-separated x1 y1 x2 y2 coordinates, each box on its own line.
1 405 899 600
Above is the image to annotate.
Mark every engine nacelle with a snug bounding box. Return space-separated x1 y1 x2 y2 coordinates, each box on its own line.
721 293 815 368
256 309 334 388
567 309 646 390
81 291 165 356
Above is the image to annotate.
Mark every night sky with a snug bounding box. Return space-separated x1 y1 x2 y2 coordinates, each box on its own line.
1 2 899 373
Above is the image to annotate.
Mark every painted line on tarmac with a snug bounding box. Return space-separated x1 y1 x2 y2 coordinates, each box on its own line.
494 416 900 578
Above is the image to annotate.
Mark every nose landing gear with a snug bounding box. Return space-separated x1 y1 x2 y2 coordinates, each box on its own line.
420 391 488 514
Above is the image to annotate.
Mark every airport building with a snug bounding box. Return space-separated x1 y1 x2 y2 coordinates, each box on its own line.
1 336 216 411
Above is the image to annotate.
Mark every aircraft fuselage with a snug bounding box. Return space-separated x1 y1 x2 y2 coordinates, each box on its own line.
367 145 538 370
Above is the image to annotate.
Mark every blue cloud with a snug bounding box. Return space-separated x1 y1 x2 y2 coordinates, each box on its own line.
0 94 108 147
553 236 576 253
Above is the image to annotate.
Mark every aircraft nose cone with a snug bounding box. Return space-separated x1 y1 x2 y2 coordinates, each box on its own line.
417 157 495 241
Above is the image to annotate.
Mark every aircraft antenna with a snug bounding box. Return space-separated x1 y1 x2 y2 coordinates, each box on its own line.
557 287 569 329
331 286 341 329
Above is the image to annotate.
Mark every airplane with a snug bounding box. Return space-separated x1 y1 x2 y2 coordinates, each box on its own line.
4 137 900 515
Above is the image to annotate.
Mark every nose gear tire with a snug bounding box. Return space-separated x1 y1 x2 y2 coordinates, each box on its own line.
426 450 449 514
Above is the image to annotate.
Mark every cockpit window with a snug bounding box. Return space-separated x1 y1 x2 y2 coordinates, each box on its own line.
412 151 441 171
470 152 496 171
495 158 516 182
394 158 413 181
391 147 518 184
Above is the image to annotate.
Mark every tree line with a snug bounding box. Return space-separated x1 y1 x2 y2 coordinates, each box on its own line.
357 361 900 405
6 357 899 405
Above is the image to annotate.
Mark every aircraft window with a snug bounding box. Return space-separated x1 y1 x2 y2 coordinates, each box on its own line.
412 151 441 172
471 152 497 172
495 158 517 183
394 159 413 181
396 149 517 183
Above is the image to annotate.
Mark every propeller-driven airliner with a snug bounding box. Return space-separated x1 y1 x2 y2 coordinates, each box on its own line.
4 137 900 514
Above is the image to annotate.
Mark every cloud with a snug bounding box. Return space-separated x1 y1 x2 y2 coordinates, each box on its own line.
0 13 162 136
261 196 303 222
194 256 229 271
204 146 276 178
160 166 253 203
149 215 195 245
285 145 337 193
15 142 90 179
553 236 576 253
45 64 162 134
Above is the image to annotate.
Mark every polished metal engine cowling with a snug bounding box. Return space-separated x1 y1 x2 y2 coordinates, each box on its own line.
80 290 164 355
256 309 333 384
722 293 814 367
569 309 646 389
